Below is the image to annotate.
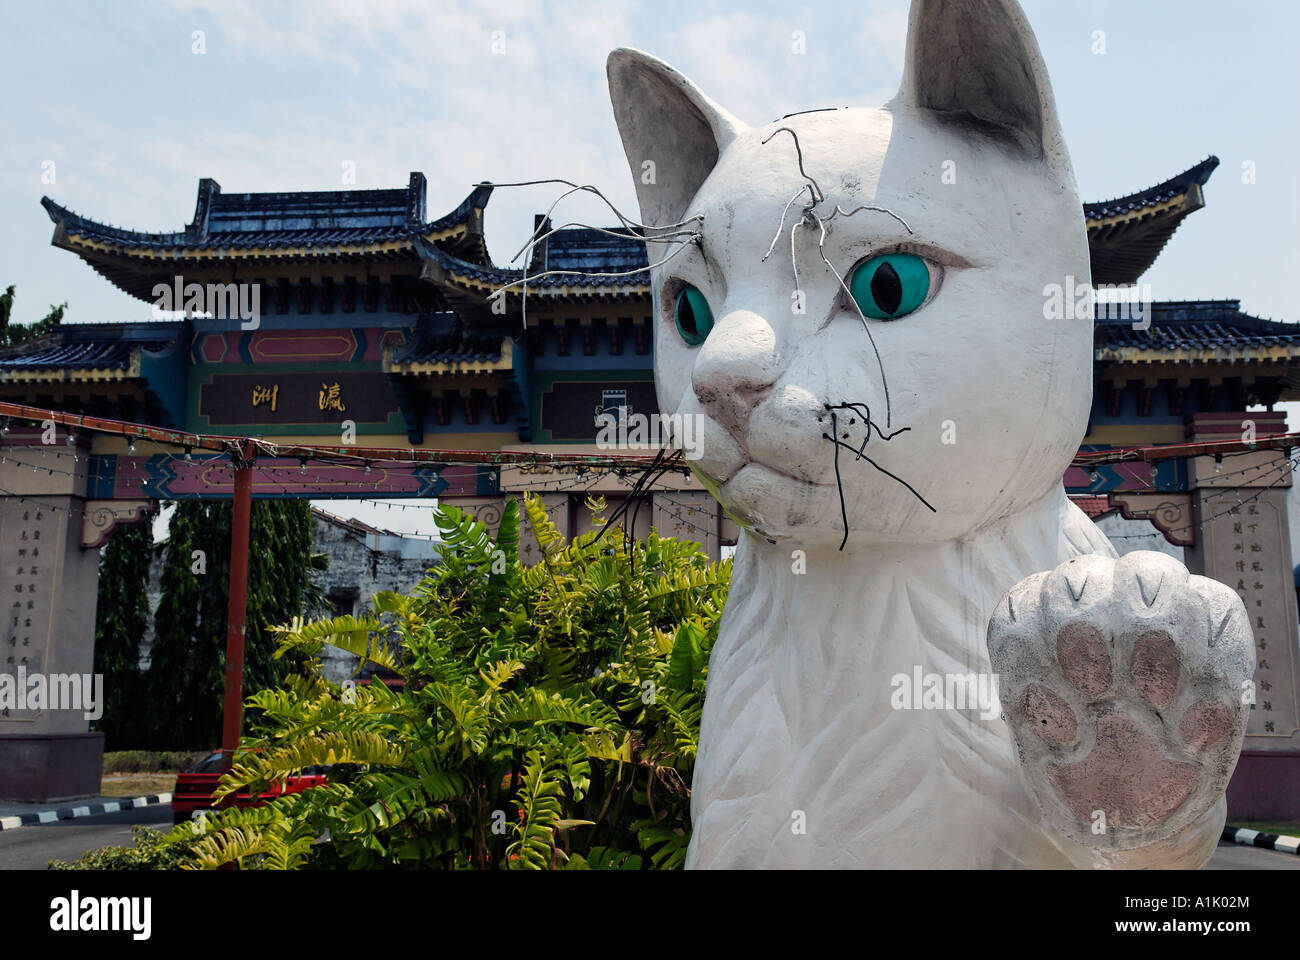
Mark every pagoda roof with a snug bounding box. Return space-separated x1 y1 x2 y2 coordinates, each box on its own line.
40 175 493 300
415 226 650 314
1096 300 1300 365
41 159 1216 305
384 312 510 377
0 321 182 382
1084 157 1219 286
526 223 650 280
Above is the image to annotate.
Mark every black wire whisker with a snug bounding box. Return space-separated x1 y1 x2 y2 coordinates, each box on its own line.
822 432 936 512
823 406 935 551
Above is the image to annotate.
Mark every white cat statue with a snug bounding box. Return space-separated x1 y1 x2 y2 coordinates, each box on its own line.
606 0 1254 868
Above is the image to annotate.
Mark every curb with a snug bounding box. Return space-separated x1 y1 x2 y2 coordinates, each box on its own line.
1222 824 1300 855
0 793 171 832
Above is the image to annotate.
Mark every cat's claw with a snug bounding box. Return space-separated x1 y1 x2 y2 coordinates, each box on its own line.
988 551 1254 853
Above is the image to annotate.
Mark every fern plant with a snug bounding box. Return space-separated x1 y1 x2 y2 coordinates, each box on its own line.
163 492 729 870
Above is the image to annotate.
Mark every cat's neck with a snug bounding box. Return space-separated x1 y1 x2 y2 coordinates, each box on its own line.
717 489 1069 679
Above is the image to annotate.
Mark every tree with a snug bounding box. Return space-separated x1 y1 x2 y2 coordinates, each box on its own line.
0 284 66 346
144 499 326 749
92 520 155 749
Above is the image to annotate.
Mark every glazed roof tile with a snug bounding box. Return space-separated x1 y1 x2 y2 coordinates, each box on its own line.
1084 157 1220 221
390 312 504 365
1095 301 1300 353
0 322 183 370
41 176 490 254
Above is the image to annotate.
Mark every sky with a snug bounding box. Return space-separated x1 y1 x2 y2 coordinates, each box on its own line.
2 0 1297 537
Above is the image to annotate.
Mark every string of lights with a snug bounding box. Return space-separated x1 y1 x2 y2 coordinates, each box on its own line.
1103 451 1300 541
3 399 1297 551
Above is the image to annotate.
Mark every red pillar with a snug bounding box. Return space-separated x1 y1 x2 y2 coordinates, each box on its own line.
220 442 255 774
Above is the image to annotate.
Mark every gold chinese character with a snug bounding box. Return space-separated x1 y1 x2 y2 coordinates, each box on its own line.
253 384 279 411
319 382 346 413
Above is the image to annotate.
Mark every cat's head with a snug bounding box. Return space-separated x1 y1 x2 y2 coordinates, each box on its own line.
608 0 1092 548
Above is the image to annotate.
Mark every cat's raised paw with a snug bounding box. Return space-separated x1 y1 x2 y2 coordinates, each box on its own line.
987 551 1254 850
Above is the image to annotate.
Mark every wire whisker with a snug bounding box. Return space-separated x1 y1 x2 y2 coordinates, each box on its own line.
822 431 936 514
760 128 824 206
763 188 808 263
823 204 913 235
813 213 893 428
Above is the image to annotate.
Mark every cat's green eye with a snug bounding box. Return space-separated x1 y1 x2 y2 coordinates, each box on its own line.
674 284 714 346
848 253 931 320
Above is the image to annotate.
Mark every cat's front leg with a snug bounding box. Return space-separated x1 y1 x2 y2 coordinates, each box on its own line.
987 551 1254 869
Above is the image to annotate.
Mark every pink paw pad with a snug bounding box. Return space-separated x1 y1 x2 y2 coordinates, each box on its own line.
1180 700 1232 750
1022 683 1077 745
1055 622 1110 696
1130 630 1181 708
1047 714 1197 828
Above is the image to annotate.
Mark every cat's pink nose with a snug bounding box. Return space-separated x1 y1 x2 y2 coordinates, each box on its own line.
691 309 782 441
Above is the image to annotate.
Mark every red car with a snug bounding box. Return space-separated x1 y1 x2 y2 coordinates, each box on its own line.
171 751 328 825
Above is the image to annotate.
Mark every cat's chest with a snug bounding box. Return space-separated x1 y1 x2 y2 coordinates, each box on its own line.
687 511 1084 868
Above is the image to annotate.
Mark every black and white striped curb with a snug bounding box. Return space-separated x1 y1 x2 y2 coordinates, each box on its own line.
0 793 171 832
1222 824 1300 855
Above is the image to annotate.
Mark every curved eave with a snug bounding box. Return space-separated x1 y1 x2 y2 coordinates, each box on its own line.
0 350 141 383
52 231 423 302
41 183 495 301
1083 157 1219 286
383 338 513 377
0 367 137 383
1095 342 1300 365
508 283 651 301
1086 184 1205 286
416 241 651 310
432 267 650 303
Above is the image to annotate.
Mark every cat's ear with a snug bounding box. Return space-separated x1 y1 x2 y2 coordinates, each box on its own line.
896 0 1067 167
607 48 746 229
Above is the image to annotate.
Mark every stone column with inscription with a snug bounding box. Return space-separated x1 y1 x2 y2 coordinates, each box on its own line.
1181 412 1300 819
0 432 105 801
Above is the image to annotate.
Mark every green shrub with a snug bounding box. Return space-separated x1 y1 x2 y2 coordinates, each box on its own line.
162 493 729 870
48 826 199 870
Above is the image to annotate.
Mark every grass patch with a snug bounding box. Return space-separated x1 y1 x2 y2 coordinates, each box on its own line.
102 750 207 775
100 773 178 797
1231 821 1300 837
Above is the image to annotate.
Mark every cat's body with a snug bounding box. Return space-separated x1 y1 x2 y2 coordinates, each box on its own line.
607 0 1252 869
691 491 1224 868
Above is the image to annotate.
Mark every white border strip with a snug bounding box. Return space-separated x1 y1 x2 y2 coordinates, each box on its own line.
0 792 172 832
